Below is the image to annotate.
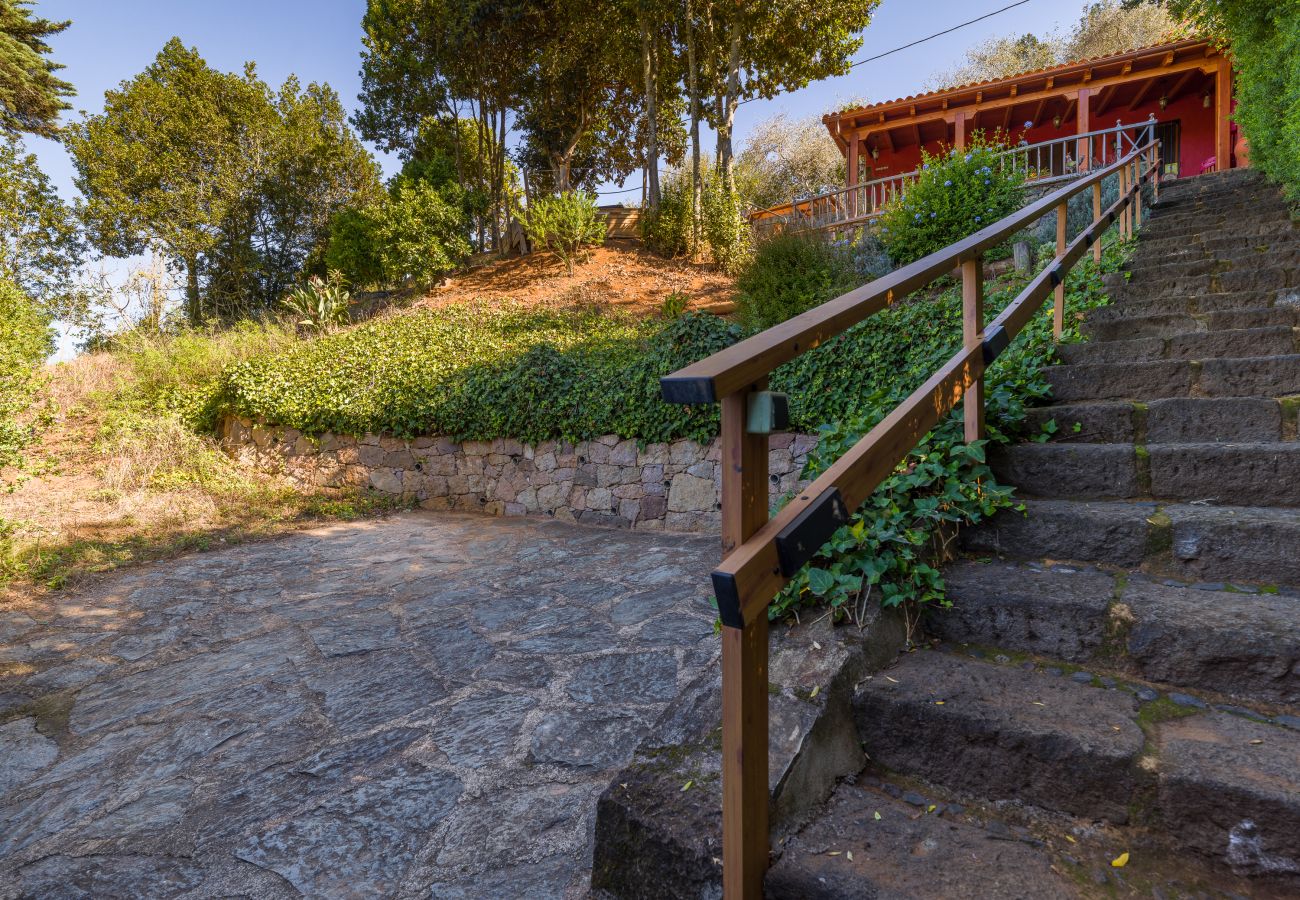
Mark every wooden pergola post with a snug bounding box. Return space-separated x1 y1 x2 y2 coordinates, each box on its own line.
719 385 770 900
1076 88 1092 170
847 134 860 220
1091 182 1103 263
954 111 967 152
1054 202 1068 337
1215 57 1233 172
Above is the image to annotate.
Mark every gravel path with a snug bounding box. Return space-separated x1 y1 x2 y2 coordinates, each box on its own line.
0 512 719 898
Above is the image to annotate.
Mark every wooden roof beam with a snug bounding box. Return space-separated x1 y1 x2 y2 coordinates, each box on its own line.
1094 83 1119 116
1128 75 1162 110
1164 67 1200 104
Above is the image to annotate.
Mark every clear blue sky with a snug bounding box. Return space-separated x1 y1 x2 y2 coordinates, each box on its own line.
34 0 1085 353
31 0 1086 198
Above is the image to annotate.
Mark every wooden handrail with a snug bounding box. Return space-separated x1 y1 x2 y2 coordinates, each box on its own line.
661 138 1161 900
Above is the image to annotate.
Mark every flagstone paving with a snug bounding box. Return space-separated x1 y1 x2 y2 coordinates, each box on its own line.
0 512 719 898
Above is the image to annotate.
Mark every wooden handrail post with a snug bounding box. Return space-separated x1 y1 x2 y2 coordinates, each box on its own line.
1133 158 1143 231
1053 202 1068 338
719 384 770 900
962 256 985 442
1118 165 1130 239
1091 181 1103 263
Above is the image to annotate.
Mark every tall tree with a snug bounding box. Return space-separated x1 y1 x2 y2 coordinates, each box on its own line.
0 134 82 315
68 39 379 322
688 1 879 194
0 0 72 137
928 0 1178 89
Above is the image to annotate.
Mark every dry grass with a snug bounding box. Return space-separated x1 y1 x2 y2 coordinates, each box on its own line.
0 348 405 609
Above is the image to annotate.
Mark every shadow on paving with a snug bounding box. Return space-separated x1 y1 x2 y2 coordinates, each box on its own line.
0 511 719 898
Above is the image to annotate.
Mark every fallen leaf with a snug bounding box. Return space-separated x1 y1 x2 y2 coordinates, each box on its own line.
873 811 882 821
810 685 820 699
927 805 937 813
813 641 822 650
934 700 945 705
828 851 841 856
846 850 854 861
885 676 899 683
1065 835 1077 844
681 780 693 792
1032 701 1046 706
1249 739 1264 745
1112 851 1129 868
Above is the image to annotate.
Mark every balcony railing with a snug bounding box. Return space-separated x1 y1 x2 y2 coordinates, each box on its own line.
749 117 1159 239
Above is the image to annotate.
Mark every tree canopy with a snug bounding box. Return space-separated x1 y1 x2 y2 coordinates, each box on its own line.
67 39 380 323
927 0 1179 89
0 133 82 316
0 0 72 137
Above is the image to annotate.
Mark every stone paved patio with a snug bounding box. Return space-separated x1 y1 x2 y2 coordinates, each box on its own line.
0 512 719 898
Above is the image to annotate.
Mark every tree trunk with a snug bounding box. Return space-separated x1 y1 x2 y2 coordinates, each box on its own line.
185 256 201 323
716 26 742 197
640 5 661 209
686 0 702 255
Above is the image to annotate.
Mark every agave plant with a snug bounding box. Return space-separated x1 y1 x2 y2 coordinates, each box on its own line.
281 273 351 334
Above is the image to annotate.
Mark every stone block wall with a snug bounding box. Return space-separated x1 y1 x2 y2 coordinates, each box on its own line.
219 417 817 533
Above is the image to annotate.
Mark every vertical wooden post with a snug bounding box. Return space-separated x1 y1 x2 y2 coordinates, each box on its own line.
1153 143 1161 204
847 135 860 221
1133 157 1143 230
1091 181 1103 263
1054 202 1068 338
954 111 967 152
1118 165 1129 240
962 256 985 442
719 386 769 900
1215 58 1233 172
1076 88 1092 171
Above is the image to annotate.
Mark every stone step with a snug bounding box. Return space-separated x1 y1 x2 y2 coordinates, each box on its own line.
930 561 1300 705
1092 289 1283 319
766 781 1081 899
1027 396 1294 443
961 499 1300 584
1045 354 1300 402
1149 222 1297 245
1057 326 1299 365
990 441 1300 506
853 649 1300 876
1122 250 1300 286
1085 307 1300 343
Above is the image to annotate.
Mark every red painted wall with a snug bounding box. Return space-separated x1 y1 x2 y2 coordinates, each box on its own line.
856 89 1220 186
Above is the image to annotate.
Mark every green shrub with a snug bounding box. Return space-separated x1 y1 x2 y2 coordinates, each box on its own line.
375 178 472 286
521 191 606 276
735 230 859 330
641 174 693 257
0 280 53 483
701 177 751 274
324 206 384 288
877 138 1026 265
324 178 471 289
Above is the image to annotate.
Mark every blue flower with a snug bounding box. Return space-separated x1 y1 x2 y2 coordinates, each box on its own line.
974 216 981 222
930 212 937 218
984 179 990 185
964 154 972 162
914 213 922 220
944 179 952 187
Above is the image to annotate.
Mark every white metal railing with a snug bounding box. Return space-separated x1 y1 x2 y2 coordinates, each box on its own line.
750 116 1158 238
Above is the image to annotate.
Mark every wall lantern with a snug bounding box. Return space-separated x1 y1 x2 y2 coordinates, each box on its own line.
1053 115 1062 128
870 147 879 159
1159 95 1169 110
1203 92 1212 108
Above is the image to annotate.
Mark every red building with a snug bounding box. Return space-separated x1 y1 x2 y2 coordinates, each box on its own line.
825 38 1236 195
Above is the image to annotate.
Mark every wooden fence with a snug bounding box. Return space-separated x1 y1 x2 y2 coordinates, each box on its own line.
660 138 1162 899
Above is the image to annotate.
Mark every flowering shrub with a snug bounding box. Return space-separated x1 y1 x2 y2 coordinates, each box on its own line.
877 138 1026 265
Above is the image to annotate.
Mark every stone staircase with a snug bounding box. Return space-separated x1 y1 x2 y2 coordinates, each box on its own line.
765 169 1300 898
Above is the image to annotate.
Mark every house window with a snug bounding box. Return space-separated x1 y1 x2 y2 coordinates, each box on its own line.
1154 120 1181 176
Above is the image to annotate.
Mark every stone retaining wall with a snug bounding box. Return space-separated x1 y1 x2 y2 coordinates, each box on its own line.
219 417 817 533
